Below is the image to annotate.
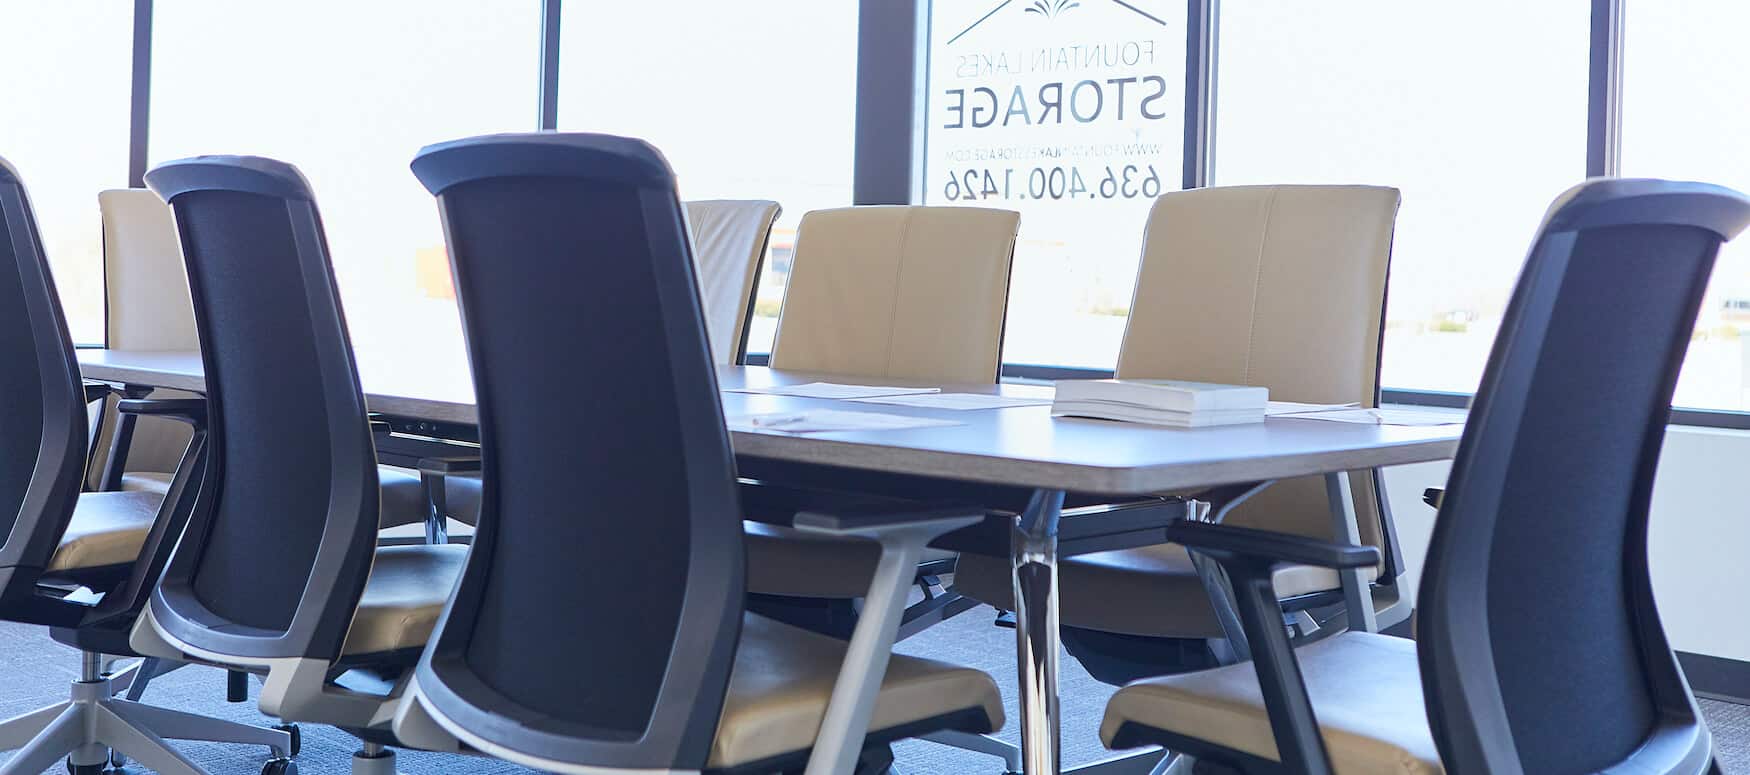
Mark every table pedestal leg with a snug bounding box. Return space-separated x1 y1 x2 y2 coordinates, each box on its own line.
1012 489 1065 775
1324 471 1378 632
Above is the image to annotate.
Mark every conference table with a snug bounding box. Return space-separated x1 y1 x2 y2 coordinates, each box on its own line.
79 348 1464 774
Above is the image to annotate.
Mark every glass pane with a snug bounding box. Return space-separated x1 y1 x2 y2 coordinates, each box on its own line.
1215 1 1589 394
1622 1 1750 411
0 4 134 345
558 1 858 357
150 0 538 383
923 0 1188 370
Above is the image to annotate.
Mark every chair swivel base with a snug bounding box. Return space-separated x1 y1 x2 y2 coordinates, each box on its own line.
0 653 295 775
917 730 1022 773
351 743 400 775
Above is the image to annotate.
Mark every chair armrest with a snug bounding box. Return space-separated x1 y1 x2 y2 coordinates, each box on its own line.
416 456 481 476
83 381 116 404
1167 521 1379 570
1174 521 1347 774
1423 487 1445 508
769 482 982 773
117 398 207 427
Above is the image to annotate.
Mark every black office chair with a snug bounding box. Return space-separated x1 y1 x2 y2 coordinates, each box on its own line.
388 132 1001 774
0 156 295 775
129 156 467 775
1097 179 1750 773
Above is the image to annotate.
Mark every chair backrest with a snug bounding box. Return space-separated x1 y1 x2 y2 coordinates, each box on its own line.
770 205 1019 383
1418 179 1750 773
684 199 780 365
1117 185 1401 564
0 156 89 603
407 133 744 769
102 189 198 350
143 157 379 662
93 189 198 483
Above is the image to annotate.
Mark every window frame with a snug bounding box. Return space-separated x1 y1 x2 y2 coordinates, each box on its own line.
102 0 1740 426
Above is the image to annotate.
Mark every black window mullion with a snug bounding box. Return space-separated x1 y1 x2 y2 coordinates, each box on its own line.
1183 0 1217 190
127 0 153 189
538 0 561 130
1588 0 1624 177
853 0 926 206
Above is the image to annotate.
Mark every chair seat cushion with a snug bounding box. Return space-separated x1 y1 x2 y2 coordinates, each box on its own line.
708 613 1003 769
340 544 469 656
743 522 957 599
375 467 434 529
955 542 1376 638
46 491 164 572
123 467 435 530
440 472 482 525
382 470 484 527
1102 631 1441 773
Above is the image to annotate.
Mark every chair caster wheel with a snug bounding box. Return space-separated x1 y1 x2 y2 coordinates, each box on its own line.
65 758 104 775
262 757 298 775
273 722 301 756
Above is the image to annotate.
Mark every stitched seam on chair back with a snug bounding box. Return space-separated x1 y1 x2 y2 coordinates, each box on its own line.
883 208 918 377
1241 188 1280 386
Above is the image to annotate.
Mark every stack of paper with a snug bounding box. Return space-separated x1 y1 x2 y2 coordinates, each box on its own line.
1052 379 1269 428
1266 401 1361 416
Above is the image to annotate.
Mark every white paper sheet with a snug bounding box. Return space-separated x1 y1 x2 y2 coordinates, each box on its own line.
723 382 942 399
847 393 1054 410
727 409 964 434
1276 407 1463 426
1265 400 1362 416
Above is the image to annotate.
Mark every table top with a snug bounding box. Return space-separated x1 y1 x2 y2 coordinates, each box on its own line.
78 348 1464 495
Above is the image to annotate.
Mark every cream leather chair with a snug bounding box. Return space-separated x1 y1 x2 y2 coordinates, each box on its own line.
768 205 1019 382
747 205 1019 598
955 185 1404 681
88 189 199 493
685 199 781 365
91 189 432 531
742 205 1023 770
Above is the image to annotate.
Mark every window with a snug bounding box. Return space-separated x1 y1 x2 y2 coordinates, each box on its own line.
923 0 1188 370
149 0 539 381
1621 1 1750 411
1213 1 1590 395
0 4 134 345
557 0 858 357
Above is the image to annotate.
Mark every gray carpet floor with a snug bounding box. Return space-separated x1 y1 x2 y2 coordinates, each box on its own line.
2 609 1747 773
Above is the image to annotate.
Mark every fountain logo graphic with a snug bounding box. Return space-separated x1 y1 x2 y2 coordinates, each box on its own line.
947 0 1167 45
1024 0 1080 18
